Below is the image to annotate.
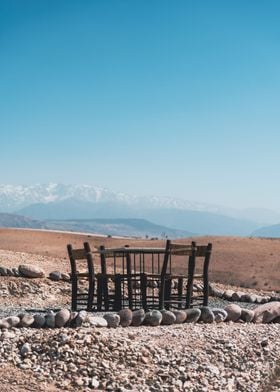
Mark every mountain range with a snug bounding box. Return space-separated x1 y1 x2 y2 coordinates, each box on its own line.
0 183 279 237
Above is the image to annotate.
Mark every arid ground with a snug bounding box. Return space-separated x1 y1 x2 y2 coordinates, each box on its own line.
0 228 279 291
0 228 279 391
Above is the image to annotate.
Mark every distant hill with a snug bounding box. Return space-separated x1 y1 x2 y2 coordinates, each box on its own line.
0 213 44 229
252 224 280 238
17 198 258 236
0 183 268 236
45 218 194 238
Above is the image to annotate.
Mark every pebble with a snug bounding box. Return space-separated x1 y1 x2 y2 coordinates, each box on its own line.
88 316 108 328
20 342 31 356
200 307 215 323
103 313 120 328
55 309 70 328
45 313 56 328
212 308 228 322
33 314 46 328
131 309 145 326
172 309 187 324
18 264 45 278
118 308 133 327
144 310 162 326
49 271 62 281
241 308 255 323
160 310 176 325
225 304 242 322
19 314 35 328
185 308 201 323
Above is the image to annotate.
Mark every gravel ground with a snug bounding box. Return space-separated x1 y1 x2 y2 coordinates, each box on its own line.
0 322 279 391
0 247 279 391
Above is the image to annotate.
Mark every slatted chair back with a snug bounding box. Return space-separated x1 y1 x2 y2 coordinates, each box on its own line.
97 241 171 311
191 243 212 307
161 241 197 309
67 242 95 311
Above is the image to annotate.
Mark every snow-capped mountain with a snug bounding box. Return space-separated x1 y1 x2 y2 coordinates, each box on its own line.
0 183 222 213
0 183 279 236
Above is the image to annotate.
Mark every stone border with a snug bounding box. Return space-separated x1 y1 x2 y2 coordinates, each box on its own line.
0 302 279 330
208 283 280 304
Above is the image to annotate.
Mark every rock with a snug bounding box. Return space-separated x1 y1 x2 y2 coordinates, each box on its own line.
212 308 228 322
49 271 62 281
211 288 224 298
88 316 108 328
19 314 35 328
61 273 70 282
103 313 120 328
18 264 45 278
45 313 56 328
0 319 10 328
5 316 20 328
55 309 71 328
172 310 187 324
0 267 8 276
255 296 263 304
33 314 45 328
68 311 79 327
185 308 201 323
118 309 133 327
160 310 176 325
225 304 242 322
241 308 254 323
223 289 235 300
253 302 280 323
74 311 88 327
272 316 280 323
91 378 100 389
231 291 245 302
144 310 162 326
247 294 258 303
6 268 14 276
131 309 145 326
20 343 31 356
73 310 88 328
199 307 215 323
261 296 270 304
240 293 252 303
12 268 20 277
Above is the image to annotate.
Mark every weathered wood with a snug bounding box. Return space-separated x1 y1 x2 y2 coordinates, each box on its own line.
186 241 196 308
70 248 87 259
113 274 122 311
202 243 212 306
140 273 148 311
126 252 133 309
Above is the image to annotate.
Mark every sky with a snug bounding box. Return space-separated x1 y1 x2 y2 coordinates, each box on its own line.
1 0 280 210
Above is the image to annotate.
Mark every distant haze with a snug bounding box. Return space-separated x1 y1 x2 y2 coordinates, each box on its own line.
0 183 280 237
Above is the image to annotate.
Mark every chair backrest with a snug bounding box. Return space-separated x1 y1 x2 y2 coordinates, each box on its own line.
67 242 95 311
67 242 94 277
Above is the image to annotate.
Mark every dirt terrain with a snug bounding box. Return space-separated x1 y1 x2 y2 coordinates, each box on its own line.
0 228 279 391
0 228 279 291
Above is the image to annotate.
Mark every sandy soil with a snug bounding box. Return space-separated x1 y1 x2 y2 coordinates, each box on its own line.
0 228 279 291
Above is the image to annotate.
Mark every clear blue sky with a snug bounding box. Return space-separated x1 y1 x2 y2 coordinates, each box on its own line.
1 0 280 209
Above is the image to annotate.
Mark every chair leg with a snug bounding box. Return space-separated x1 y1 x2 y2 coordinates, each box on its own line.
114 274 122 311
71 277 78 311
186 254 195 308
164 277 172 310
140 274 148 311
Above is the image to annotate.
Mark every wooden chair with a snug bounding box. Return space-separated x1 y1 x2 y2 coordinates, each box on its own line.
163 242 212 309
97 242 171 311
67 242 95 311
